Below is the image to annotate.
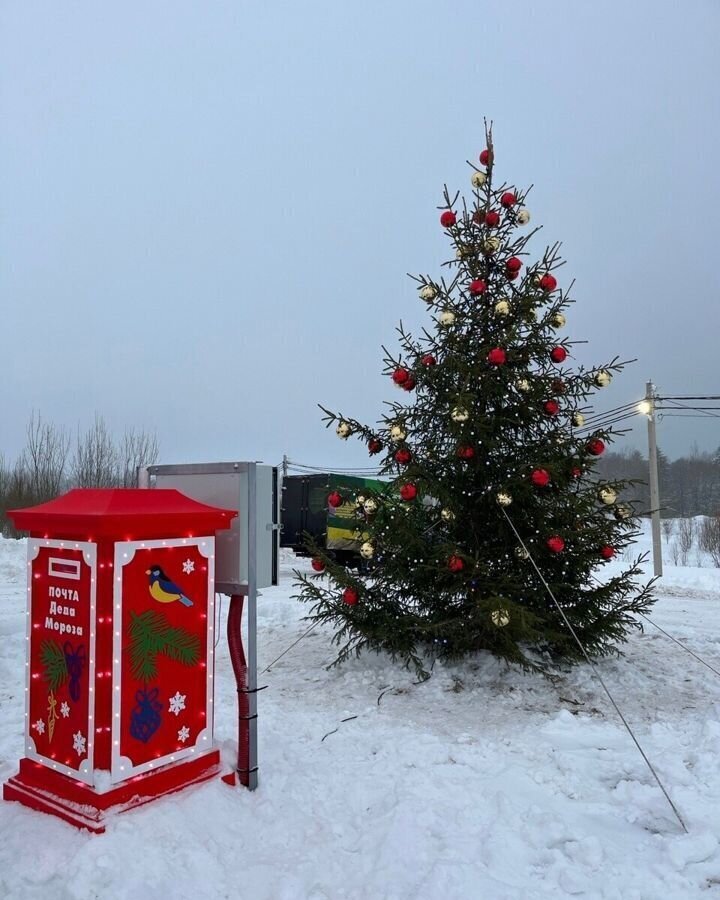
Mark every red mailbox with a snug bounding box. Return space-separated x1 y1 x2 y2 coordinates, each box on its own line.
3 488 236 832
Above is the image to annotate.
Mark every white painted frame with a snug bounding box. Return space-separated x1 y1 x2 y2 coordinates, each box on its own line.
25 539 97 785
111 537 215 784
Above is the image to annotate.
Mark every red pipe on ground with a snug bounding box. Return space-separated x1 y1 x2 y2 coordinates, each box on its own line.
226 593 250 786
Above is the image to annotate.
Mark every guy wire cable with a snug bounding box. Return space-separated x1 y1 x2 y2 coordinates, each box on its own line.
585 574 720 681
498 505 688 833
261 620 322 674
639 614 720 679
585 578 720 680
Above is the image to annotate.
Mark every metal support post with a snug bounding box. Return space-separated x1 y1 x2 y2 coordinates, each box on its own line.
245 462 259 789
646 381 663 578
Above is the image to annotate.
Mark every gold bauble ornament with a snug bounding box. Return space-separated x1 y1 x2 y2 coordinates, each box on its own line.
494 300 510 317
336 421 352 439
389 425 407 443
551 312 566 328
491 608 510 627
598 486 618 505
419 284 437 303
516 379 531 393
441 508 455 522
572 412 585 427
451 406 470 423
516 208 531 225
532 273 542 286
614 503 632 521
439 310 456 327
471 171 487 189
496 492 513 507
355 494 366 508
360 541 375 559
482 236 501 255
594 370 612 388
514 546 530 560
455 245 473 259
363 497 378 514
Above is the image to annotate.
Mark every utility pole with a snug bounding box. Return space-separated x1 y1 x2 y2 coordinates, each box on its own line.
645 381 663 578
282 454 288 479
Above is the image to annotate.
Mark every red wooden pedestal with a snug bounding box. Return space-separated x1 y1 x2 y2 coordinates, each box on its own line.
4 489 236 832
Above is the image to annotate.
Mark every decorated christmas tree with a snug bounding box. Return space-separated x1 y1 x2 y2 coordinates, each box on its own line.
295 128 654 675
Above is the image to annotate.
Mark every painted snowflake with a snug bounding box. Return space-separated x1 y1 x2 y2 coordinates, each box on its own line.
33 719 45 735
169 691 186 716
178 725 190 743
182 558 195 575
73 731 87 757
60 702 70 718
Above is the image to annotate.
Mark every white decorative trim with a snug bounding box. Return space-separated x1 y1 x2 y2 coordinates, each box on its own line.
111 537 216 784
25 539 97 786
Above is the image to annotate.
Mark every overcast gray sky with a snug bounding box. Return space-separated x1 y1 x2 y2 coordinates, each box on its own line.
2 0 718 469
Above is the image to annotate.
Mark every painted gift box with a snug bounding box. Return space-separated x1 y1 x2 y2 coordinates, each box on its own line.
3 488 236 832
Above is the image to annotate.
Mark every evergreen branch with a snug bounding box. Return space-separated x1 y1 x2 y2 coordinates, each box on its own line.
127 610 201 683
40 640 69 693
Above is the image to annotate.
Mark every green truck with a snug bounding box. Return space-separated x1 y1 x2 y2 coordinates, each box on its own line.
281 472 386 565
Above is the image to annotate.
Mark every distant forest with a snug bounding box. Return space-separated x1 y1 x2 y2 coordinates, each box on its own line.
596 446 720 518
1 413 718 536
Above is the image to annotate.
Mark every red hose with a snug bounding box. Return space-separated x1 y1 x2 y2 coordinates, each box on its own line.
227 594 250 786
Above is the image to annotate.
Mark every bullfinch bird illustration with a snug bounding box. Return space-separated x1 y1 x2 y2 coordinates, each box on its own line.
146 565 194 607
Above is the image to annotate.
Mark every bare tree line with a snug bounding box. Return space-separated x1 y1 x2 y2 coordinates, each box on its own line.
1 413 159 536
597 447 720 567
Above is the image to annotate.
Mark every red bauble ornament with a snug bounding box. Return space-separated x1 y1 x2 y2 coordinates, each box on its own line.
571 466 582 479
469 279 487 296
531 468 551 487
487 347 507 366
392 367 410 385
500 191 517 208
586 438 606 457
479 149 493 166
551 378 567 395
473 210 485 225
368 438 383 455
457 444 475 460
400 483 417 501
505 256 523 272
484 210 500 227
448 555 465 573
395 448 412 465
401 376 416 392
543 400 560 416
600 545 616 560
328 491 343 508
440 210 457 228
506 270 519 281
539 273 558 292
342 587 359 606
311 558 325 572
547 536 565 554
550 346 568 364
421 353 437 367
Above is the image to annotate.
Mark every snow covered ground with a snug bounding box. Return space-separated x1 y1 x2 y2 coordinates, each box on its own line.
1 524 720 899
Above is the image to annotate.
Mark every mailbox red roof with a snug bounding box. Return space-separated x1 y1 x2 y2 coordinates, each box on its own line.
9 488 237 538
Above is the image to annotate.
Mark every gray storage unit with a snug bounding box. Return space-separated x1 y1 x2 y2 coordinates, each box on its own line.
145 462 279 594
